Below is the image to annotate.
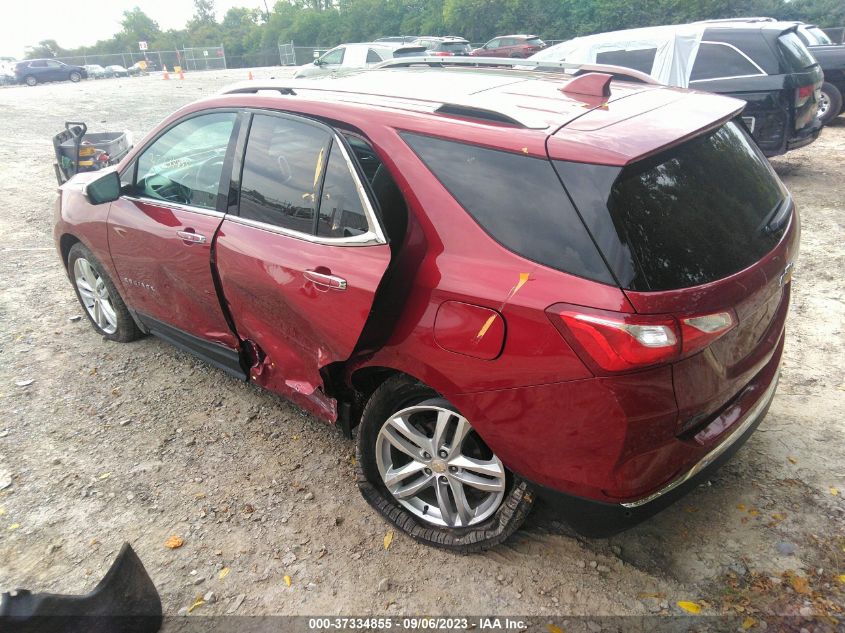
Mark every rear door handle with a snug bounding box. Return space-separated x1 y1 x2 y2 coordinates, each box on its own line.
304 270 347 291
177 230 207 244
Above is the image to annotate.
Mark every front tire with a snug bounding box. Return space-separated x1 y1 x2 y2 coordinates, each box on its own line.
67 243 141 343
818 82 843 125
356 374 534 552
69 71 82 83
24 75 36 86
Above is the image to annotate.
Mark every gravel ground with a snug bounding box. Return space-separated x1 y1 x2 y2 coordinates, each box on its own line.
0 69 843 626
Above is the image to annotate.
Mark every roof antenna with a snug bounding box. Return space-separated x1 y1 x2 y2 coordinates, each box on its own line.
560 72 613 99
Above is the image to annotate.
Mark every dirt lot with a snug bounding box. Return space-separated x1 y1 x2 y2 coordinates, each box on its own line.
0 69 843 627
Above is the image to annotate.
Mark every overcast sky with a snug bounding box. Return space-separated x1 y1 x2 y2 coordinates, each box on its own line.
0 0 268 58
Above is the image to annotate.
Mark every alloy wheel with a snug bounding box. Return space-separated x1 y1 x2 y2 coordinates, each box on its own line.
375 404 506 528
818 93 830 119
74 257 118 334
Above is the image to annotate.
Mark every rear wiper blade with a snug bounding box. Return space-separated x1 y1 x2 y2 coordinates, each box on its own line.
755 197 792 236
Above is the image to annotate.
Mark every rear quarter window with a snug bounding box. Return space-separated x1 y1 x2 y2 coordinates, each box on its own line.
401 133 613 284
690 42 763 81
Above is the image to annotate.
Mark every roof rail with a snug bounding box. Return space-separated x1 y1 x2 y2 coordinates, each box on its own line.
375 56 660 85
222 85 297 96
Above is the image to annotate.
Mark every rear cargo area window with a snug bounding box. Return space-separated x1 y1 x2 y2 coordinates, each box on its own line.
402 133 613 284
555 121 788 291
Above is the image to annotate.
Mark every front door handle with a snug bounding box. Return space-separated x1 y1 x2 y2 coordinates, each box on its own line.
177 230 207 244
304 269 347 291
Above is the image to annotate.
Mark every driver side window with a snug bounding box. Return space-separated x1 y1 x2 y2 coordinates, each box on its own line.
135 112 236 210
320 48 345 65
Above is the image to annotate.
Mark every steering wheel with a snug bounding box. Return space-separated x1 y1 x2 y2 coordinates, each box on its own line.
144 173 191 205
191 155 226 193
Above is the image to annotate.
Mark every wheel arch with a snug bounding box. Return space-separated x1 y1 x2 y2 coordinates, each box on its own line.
59 233 81 269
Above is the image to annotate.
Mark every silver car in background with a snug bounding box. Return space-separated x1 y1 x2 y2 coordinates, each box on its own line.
294 42 425 78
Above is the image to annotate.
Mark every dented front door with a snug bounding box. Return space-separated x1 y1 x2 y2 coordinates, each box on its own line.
214 112 391 421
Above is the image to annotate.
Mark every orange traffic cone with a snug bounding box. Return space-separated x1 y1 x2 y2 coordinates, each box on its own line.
178 69 185 80
248 71 254 80
162 65 170 80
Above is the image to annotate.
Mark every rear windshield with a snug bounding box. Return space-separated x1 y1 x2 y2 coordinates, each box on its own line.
526 37 545 46
440 41 472 53
554 121 788 291
778 31 817 71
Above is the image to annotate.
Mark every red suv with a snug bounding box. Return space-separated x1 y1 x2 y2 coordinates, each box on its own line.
54 65 797 551
471 35 547 58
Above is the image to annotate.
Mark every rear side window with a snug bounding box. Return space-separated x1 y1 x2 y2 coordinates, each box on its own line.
239 114 330 233
402 133 613 284
595 48 657 74
317 145 369 238
690 43 762 81
777 31 817 71
366 49 383 63
555 121 787 291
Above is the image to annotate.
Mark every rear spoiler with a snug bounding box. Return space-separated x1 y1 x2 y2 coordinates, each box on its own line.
392 46 428 58
550 90 746 166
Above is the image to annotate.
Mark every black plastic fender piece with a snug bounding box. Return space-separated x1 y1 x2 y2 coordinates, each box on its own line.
0 543 162 633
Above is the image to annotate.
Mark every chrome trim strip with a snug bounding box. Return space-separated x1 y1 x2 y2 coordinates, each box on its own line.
123 196 225 219
332 132 387 245
224 215 383 246
620 369 780 509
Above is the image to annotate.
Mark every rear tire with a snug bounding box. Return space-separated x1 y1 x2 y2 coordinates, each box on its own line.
356 374 534 552
818 82 843 125
67 243 142 343
24 75 36 86
69 71 81 83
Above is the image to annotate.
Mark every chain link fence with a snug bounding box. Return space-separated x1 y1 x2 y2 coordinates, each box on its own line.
278 42 331 66
181 46 226 71
53 46 227 72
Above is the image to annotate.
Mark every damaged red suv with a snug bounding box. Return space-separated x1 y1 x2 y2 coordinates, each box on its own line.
54 64 797 551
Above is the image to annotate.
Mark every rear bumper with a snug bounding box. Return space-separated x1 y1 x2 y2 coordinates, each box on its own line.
528 359 780 536
530 376 775 536
786 124 821 151
451 326 785 522
622 366 778 508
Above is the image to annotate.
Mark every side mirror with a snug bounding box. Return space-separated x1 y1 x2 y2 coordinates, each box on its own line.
83 170 121 205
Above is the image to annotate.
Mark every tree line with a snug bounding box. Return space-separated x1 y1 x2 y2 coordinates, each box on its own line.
25 0 844 66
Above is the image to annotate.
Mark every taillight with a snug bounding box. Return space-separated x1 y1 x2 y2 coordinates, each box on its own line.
796 84 814 107
680 311 735 356
432 51 454 57
546 304 737 374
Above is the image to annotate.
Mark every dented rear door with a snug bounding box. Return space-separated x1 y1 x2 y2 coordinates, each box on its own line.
214 112 391 421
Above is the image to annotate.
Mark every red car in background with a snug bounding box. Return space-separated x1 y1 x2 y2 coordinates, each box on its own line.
471 34 547 58
54 64 797 551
